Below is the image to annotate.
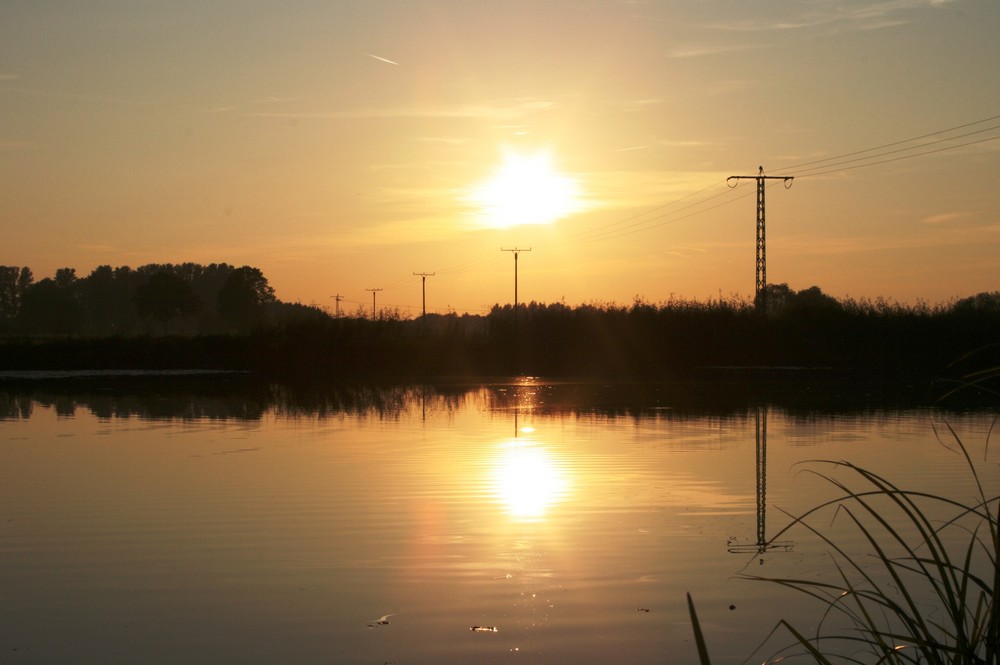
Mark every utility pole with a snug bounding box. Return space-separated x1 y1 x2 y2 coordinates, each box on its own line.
501 248 531 374
501 247 531 327
365 287 383 320
330 294 343 318
727 166 794 315
413 272 435 319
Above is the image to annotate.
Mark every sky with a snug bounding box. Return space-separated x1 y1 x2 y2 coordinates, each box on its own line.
2 0 998 316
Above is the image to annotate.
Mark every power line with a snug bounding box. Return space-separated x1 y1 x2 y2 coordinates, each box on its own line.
778 124 1000 178
773 113 1000 173
561 179 727 246
560 183 739 247
542 112 1000 250
785 133 1000 179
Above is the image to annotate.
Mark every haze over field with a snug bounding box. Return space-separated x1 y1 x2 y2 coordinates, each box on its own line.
2 1 998 316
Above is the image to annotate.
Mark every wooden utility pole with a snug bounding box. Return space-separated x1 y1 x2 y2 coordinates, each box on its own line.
413 272 435 319
501 247 531 327
726 167 794 315
365 288 383 320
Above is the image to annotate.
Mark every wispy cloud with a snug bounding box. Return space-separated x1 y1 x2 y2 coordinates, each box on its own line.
781 221 1000 255
703 0 956 34
0 85 148 106
664 43 760 58
922 211 971 225
246 98 557 122
703 79 755 96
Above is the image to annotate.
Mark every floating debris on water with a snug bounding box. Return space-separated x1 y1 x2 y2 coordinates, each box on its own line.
367 614 395 628
470 626 498 632
636 608 651 612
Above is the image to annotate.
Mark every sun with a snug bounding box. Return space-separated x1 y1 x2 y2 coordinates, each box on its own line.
470 149 582 229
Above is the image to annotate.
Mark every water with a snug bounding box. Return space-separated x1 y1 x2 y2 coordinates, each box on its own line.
0 380 996 664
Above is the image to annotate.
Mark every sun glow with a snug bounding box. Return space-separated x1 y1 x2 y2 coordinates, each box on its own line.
471 149 583 229
491 439 569 520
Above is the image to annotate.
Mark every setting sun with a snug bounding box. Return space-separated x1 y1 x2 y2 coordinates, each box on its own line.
470 149 583 229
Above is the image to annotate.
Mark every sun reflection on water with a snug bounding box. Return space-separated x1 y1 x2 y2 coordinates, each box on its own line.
490 435 570 521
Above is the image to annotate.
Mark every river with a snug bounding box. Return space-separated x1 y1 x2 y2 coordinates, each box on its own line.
1 378 996 664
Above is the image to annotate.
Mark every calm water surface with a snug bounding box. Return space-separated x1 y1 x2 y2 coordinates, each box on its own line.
1 381 996 664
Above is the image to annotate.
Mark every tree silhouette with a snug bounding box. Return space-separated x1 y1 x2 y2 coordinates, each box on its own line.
134 271 202 334
19 275 82 335
0 266 32 329
216 266 276 331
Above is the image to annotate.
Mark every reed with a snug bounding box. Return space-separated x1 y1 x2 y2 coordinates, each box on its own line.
690 426 998 664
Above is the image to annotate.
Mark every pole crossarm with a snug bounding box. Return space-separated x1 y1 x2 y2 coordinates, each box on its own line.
726 166 794 315
330 293 344 318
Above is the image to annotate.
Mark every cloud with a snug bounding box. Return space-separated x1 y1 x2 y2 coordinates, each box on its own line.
0 85 148 106
922 211 971 225
780 222 1000 256
245 98 557 122
665 43 761 58
702 0 955 34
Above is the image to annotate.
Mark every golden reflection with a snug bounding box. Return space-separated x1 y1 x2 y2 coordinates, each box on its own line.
491 436 570 521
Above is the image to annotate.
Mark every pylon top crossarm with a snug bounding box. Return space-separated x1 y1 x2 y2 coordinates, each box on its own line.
727 175 794 185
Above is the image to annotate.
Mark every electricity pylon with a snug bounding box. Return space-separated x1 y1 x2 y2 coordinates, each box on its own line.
727 404 793 561
727 167 794 315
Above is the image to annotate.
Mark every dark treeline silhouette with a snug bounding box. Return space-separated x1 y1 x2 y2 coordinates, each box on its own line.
0 263 324 336
1 274 998 397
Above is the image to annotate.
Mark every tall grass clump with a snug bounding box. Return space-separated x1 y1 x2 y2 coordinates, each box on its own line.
690 427 999 665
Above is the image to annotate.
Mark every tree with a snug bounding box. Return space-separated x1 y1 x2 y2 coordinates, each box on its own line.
788 285 842 315
216 266 276 331
18 276 82 335
54 267 77 288
0 266 32 327
134 271 202 334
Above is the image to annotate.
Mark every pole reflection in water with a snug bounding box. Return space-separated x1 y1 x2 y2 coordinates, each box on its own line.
727 403 792 561
490 404 571 521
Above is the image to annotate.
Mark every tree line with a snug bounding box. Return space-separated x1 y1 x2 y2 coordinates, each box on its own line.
0 263 323 336
0 272 997 394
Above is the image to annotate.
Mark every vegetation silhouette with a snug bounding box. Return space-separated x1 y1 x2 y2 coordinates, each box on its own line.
0 262 312 336
1 264 998 394
134 270 202 333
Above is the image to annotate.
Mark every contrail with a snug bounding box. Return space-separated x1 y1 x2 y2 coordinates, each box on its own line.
366 53 399 66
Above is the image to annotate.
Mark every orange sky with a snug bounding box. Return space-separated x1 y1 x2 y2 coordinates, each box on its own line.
2 1 998 316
